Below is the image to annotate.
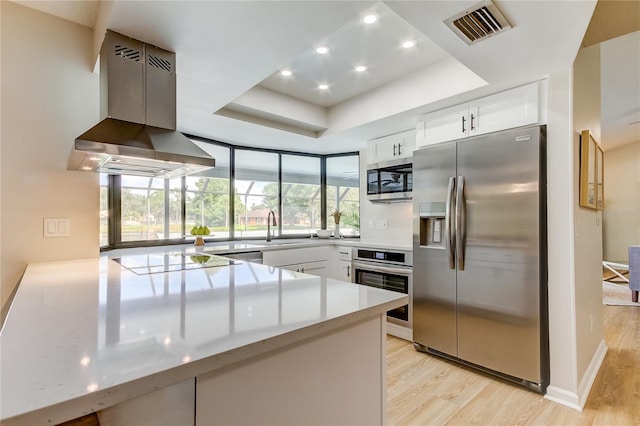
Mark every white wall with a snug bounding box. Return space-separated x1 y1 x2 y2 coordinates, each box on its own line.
1 2 99 321
546 68 579 404
602 141 640 261
357 152 412 247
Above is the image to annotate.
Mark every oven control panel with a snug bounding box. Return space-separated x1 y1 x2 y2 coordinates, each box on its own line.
354 249 411 267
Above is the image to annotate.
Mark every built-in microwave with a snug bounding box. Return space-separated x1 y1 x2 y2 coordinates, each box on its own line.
366 158 412 203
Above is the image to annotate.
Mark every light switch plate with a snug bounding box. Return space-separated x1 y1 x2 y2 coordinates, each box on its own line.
44 218 71 238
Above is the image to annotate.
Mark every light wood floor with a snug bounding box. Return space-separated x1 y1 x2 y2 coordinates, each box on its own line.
387 305 640 425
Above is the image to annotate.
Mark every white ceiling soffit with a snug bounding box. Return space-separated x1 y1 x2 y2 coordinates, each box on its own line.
257 2 450 108
215 2 484 141
386 0 598 87
600 31 640 151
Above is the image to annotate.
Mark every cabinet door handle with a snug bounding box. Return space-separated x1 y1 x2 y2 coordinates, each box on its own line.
347 266 351 277
470 113 475 131
393 144 397 156
397 143 401 156
462 116 466 133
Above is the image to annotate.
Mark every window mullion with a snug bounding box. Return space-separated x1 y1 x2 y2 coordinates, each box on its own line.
164 179 170 239
110 174 122 247
320 157 327 230
181 176 186 240
278 154 283 236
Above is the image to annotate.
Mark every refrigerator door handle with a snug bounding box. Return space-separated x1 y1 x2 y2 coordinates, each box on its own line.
456 175 466 271
446 176 456 269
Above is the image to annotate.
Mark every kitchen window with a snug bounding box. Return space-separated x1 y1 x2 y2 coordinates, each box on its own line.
235 150 279 240
282 155 321 235
185 143 231 240
326 155 360 237
120 176 182 242
100 138 359 250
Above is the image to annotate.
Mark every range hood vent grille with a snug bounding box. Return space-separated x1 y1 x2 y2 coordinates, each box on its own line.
445 0 512 45
114 44 141 62
149 55 172 72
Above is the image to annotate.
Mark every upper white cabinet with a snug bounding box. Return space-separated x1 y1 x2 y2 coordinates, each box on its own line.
416 82 542 148
367 129 416 164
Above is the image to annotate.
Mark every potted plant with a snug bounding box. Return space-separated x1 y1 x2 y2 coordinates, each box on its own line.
330 210 342 238
190 225 211 246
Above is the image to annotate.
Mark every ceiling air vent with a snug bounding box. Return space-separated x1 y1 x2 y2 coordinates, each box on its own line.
444 0 512 46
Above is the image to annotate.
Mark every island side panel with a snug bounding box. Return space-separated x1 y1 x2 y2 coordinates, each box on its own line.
196 315 386 426
96 379 195 426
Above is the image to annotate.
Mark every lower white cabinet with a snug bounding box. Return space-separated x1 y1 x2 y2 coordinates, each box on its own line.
282 260 327 275
97 379 195 426
263 246 329 277
328 245 352 282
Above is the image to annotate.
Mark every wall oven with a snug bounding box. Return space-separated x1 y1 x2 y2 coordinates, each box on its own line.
352 248 412 330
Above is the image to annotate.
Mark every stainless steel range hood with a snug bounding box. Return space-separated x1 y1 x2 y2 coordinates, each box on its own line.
68 30 215 178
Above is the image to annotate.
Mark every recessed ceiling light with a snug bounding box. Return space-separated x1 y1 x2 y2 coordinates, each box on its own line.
316 46 329 55
401 39 417 49
280 69 292 77
362 14 378 24
318 84 329 90
355 65 368 72
81 166 92 171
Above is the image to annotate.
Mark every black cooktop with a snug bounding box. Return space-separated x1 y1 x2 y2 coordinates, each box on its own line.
113 252 237 275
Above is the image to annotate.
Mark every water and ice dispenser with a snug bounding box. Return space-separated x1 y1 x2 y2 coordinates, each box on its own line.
419 202 446 248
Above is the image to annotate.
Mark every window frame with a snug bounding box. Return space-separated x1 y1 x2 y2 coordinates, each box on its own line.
100 136 359 251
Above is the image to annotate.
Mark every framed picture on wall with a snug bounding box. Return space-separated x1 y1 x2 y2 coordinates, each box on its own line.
596 142 604 210
579 130 604 210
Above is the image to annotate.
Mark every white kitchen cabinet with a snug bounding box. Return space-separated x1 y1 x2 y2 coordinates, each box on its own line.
328 245 352 282
263 246 329 277
416 82 541 147
367 129 416 164
282 260 327 275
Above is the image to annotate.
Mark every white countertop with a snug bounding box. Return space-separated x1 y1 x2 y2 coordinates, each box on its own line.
0 252 407 424
105 238 412 258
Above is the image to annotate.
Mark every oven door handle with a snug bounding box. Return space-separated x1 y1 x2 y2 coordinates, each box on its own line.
352 262 413 276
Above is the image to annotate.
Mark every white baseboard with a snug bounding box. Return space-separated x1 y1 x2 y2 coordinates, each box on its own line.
545 339 608 411
386 322 412 341
545 386 581 410
577 339 607 407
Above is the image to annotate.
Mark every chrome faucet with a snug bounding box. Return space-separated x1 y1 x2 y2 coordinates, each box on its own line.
266 210 277 242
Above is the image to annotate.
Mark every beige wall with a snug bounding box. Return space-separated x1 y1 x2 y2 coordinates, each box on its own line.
572 43 605 391
602 141 640 262
545 42 606 409
1 2 99 321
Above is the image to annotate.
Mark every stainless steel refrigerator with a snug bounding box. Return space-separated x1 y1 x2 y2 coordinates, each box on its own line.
412 125 548 393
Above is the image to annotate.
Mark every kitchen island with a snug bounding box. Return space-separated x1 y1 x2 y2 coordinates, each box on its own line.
0 251 407 425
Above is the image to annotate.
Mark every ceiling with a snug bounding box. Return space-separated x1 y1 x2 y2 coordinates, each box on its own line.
13 0 638 153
